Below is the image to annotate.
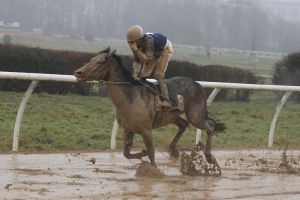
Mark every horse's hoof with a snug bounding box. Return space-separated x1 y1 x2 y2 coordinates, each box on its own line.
141 149 148 156
169 149 180 158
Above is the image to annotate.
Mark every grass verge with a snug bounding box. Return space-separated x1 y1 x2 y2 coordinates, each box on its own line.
0 90 299 153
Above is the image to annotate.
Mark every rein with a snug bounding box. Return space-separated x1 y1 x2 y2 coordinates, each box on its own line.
96 54 170 102
99 79 169 101
98 80 132 85
99 80 165 99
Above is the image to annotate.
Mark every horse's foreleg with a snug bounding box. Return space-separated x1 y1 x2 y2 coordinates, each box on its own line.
169 118 188 158
141 130 156 167
123 132 147 160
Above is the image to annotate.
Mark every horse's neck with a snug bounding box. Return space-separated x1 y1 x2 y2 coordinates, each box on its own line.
106 86 129 110
105 62 135 109
107 59 132 82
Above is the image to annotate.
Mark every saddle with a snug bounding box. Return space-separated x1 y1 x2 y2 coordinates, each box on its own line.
134 79 184 112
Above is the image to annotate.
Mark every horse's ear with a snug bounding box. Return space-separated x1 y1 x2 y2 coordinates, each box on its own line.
111 50 122 65
111 49 117 55
100 47 111 54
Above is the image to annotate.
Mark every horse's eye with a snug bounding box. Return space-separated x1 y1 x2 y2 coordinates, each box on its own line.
97 59 106 64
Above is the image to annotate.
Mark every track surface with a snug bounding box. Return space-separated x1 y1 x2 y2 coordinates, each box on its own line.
1 150 300 200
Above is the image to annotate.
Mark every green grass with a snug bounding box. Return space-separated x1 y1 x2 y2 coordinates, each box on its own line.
0 91 299 153
0 92 115 152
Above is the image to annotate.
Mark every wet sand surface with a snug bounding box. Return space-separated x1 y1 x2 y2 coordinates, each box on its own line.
1 150 300 200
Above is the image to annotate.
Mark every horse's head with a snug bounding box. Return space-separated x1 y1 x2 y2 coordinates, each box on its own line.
74 48 117 82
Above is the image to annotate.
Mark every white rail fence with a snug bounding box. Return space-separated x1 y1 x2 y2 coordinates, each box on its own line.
0 71 299 152
173 44 284 59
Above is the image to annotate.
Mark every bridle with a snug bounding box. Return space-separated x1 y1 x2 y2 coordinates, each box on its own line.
83 52 167 100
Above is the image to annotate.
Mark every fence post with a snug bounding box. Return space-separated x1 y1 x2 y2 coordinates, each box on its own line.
13 80 39 152
268 91 293 147
110 119 119 149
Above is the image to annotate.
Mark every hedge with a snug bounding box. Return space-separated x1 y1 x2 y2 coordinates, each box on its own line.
272 52 300 101
0 44 94 95
0 44 257 101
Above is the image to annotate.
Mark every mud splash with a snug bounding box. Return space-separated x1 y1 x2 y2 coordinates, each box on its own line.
180 143 221 176
135 161 165 177
222 149 300 174
276 143 300 174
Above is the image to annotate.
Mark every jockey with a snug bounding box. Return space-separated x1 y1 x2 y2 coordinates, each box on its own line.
126 25 173 107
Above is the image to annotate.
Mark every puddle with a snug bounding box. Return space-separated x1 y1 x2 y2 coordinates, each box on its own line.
0 150 299 199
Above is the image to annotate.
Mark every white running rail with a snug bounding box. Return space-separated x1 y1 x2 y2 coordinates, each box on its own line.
0 71 299 151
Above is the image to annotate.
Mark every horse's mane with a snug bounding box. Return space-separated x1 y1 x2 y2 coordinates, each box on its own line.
100 47 134 81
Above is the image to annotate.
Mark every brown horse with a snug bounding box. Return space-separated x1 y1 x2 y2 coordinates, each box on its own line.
74 48 225 167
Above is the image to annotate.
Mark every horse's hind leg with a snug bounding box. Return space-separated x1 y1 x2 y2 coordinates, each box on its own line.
123 131 147 160
203 122 215 163
186 107 215 163
169 117 188 158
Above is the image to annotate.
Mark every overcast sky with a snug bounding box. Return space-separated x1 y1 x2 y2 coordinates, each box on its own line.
0 0 299 53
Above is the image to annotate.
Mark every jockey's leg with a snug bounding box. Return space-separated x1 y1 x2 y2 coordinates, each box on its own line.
155 43 173 107
157 78 172 107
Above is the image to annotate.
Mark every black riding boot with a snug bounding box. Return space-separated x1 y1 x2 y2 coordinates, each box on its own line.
157 78 172 107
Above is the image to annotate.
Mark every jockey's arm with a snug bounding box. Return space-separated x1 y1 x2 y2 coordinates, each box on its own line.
133 50 153 64
132 61 141 79
132 38 154 64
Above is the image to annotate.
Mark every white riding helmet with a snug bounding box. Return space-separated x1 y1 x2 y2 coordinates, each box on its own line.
126 25 145 42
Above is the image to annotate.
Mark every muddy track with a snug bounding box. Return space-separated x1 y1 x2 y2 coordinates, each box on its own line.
0 150 299 199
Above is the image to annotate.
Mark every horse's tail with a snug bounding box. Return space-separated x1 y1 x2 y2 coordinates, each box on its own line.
206 112 226 132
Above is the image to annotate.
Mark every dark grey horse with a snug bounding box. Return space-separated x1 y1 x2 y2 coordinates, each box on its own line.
74 48 225 167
